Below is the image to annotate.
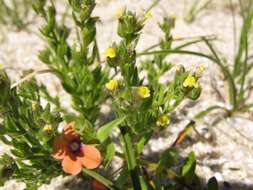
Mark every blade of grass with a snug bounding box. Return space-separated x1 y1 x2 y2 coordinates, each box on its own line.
238 33 249 105
171 120 195 147
137 49 217 62
194 105 229 119
229 0 237 62
146 0 161 12
237 5 253 104
203 38 237 109
237 103 253 112
233 4 253 77
171 105 229 147
174 36 217 50
139 34 217 55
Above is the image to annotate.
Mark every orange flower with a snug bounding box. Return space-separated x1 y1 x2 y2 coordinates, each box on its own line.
91 179 109 190
52 122 102 175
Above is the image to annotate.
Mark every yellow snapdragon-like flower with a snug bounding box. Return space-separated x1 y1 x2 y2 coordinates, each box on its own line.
144 11 152 19
105 47 116 58
183 74 198 88
43 124 53 134
137 86 150 98
105 79 119 91
156 115 170 127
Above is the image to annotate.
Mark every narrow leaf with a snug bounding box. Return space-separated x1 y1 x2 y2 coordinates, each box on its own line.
97 117 126 143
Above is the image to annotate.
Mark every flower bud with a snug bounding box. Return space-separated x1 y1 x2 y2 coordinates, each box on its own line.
70 0 95 22
156 115 170 127
43 124 53 134
117 11 143 41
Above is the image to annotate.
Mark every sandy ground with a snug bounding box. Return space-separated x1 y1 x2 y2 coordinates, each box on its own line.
0 0 253 189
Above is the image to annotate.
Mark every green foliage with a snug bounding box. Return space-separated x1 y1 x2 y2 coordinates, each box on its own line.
0 0 34 30
0 74 62 189
0 70 11 112
140 16 175 87
184 0 212 23
0 1 221 190
37 0 109 123
118 11 144 43
96 117 126 143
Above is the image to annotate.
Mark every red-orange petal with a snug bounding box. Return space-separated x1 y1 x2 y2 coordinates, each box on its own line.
63 122 80 141
80 145 102 169
62 155 82 175
52 135 67 160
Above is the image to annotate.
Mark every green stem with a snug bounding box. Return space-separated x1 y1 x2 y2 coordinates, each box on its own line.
238 16 250 105
139 35 216 55
137 49 216 61
120 127 142 190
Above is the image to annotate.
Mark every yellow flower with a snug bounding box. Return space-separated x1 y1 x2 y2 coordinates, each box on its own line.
0 64 3 70
105 79 119 91
137 86 150 98
156 115 170 127
144 11 152 19
43 124 53 134
115 6 125 19
105 47 116 58
183 74 198 88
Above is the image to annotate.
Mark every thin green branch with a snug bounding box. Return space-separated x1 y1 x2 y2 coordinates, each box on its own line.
120 127 142 190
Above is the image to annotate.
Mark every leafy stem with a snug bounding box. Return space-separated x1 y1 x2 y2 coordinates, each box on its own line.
120 126 142 190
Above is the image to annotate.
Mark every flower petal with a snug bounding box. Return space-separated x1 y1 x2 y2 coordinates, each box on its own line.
63 122 80 141
52 135 67 160
80 145 102 169
63 122 75 132
62 155 82 175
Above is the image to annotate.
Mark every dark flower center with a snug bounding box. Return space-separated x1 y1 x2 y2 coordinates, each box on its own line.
68 140 81 153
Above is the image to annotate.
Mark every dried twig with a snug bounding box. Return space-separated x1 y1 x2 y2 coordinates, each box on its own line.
11 69 53 89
